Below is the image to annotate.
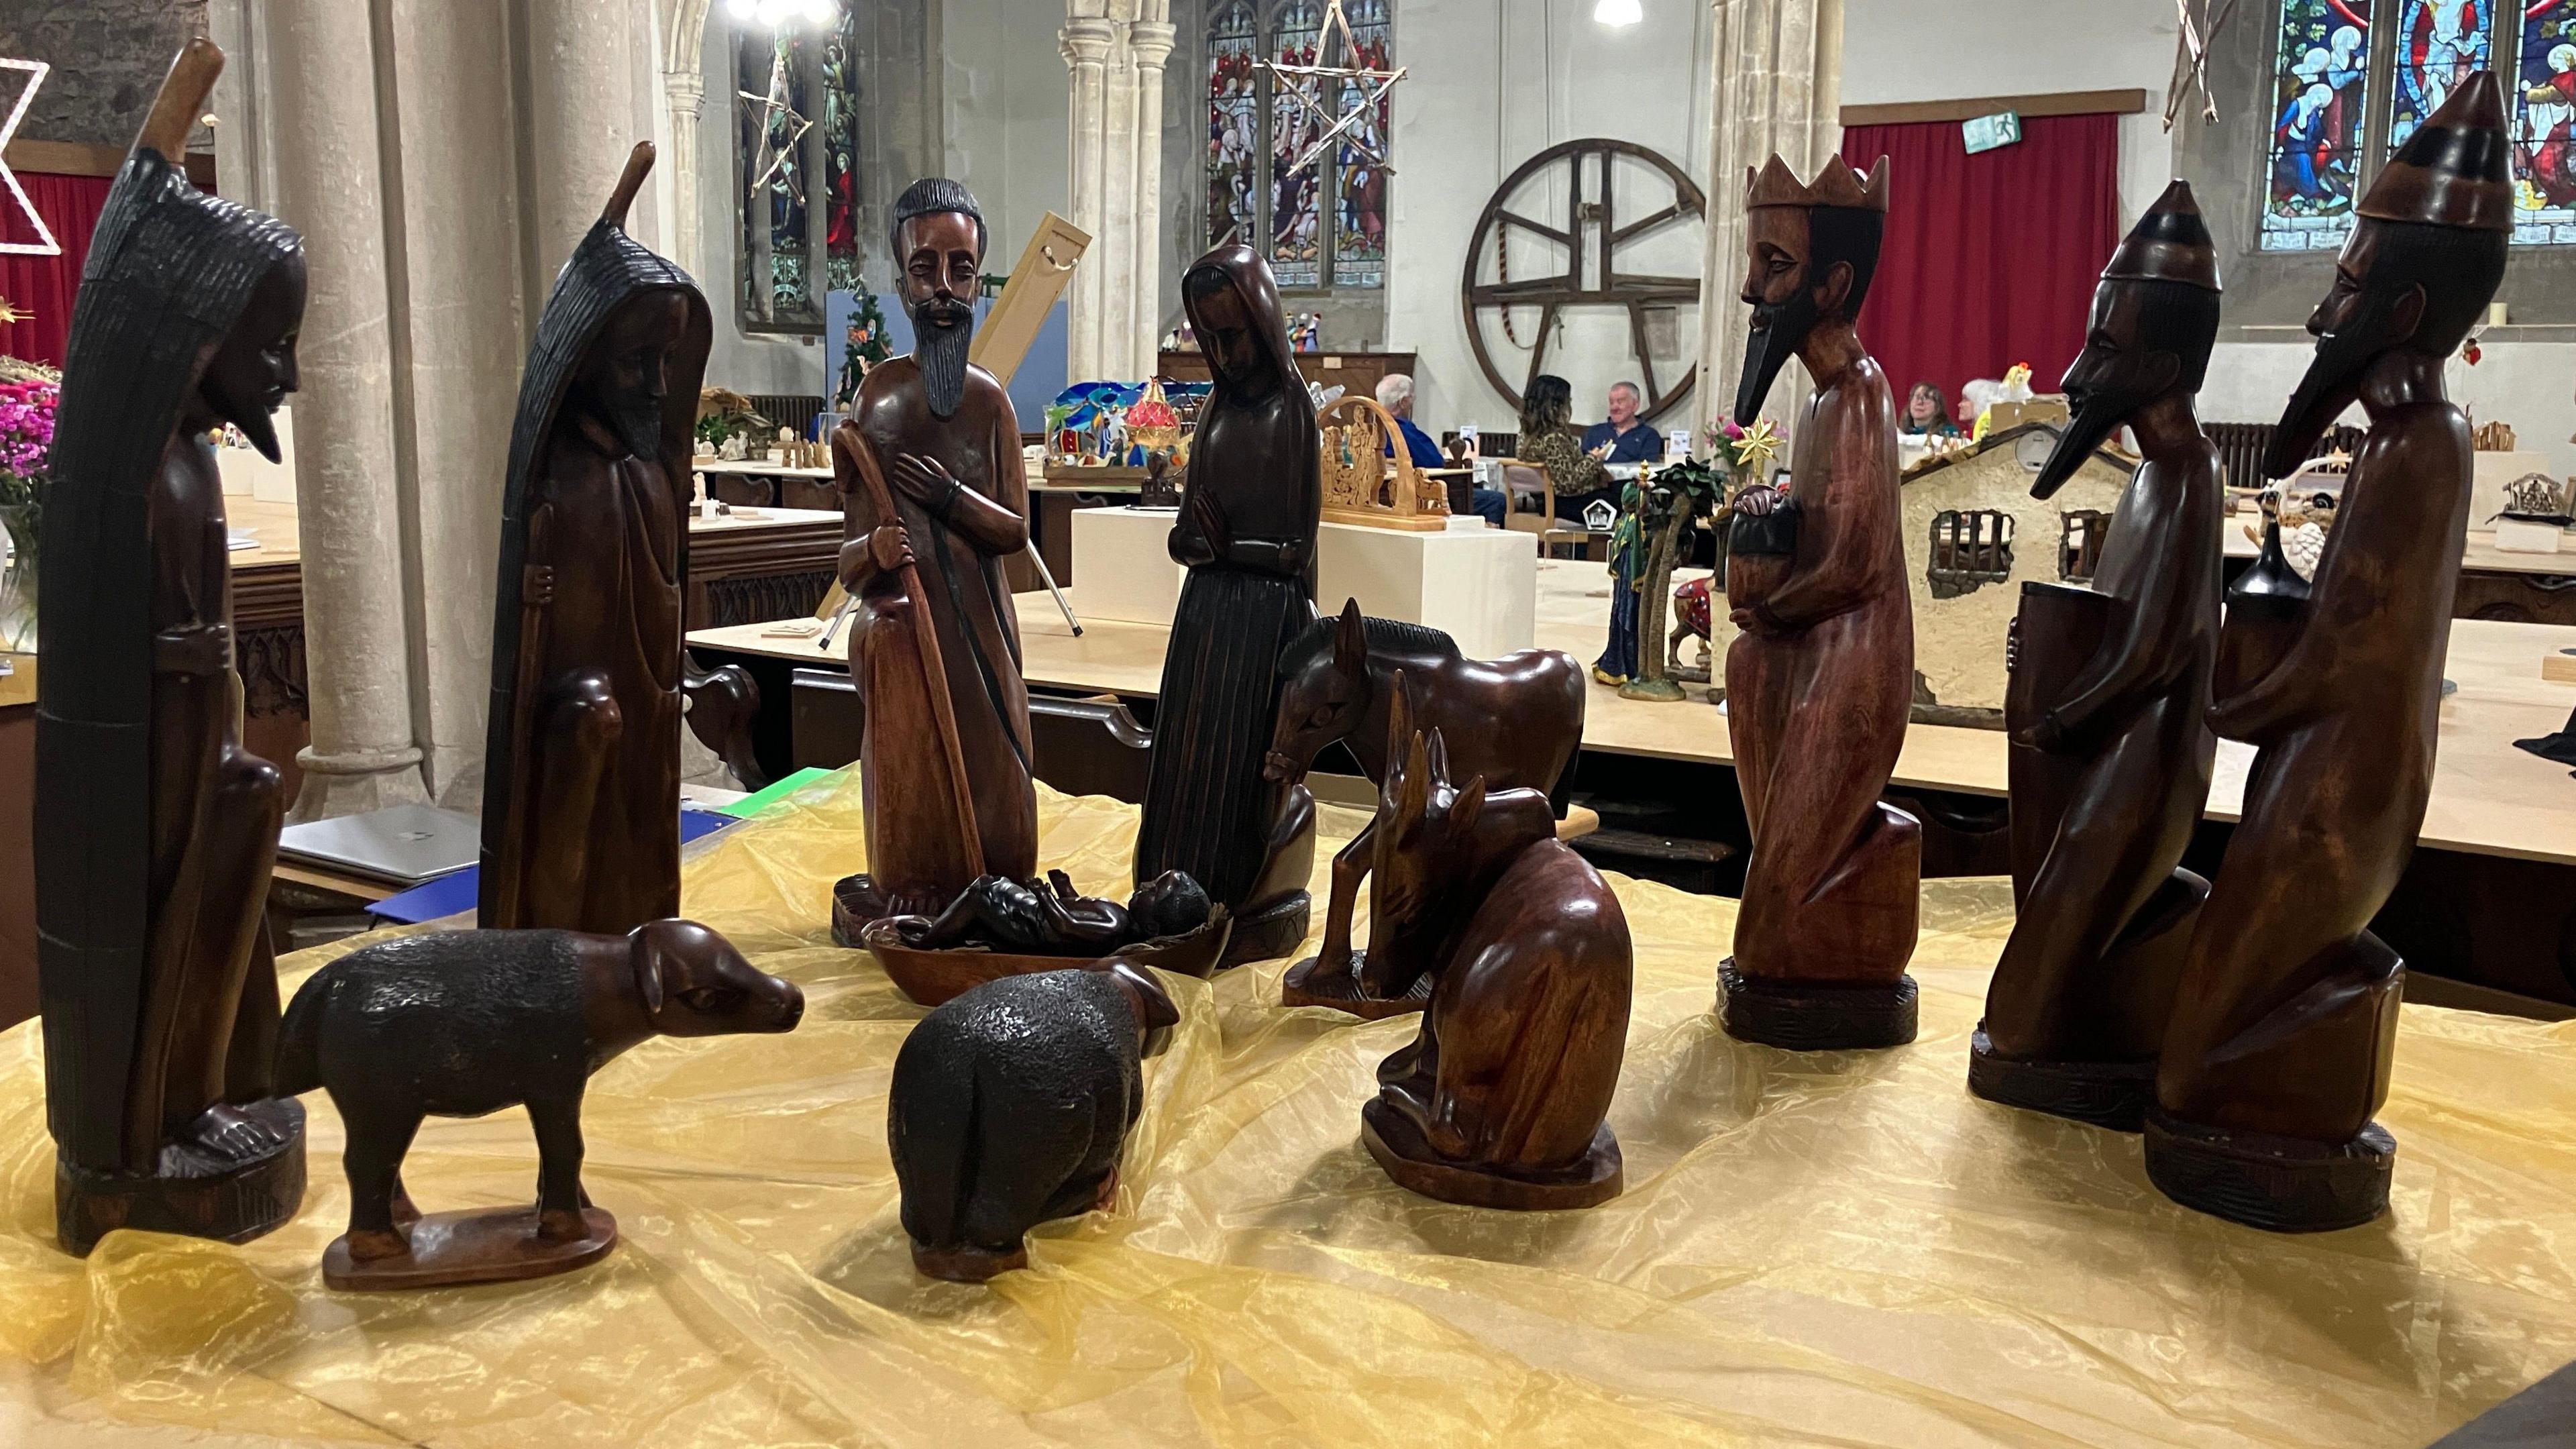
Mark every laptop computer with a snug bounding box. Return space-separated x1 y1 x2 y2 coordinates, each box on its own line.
277 804 482 888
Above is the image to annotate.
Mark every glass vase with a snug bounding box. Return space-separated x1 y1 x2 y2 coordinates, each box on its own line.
0 502 36 657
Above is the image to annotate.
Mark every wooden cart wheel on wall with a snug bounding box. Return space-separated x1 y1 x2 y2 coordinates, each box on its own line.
1460 138 1707 424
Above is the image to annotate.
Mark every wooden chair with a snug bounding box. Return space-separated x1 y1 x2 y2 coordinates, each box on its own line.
1318 395 1449 531
1497 458 1609 561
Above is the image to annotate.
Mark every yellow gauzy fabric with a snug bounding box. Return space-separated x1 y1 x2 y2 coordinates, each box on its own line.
1 771 2575 1447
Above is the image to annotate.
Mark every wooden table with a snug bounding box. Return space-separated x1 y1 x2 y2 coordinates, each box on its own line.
2223 523 2576 623
695 458 836 512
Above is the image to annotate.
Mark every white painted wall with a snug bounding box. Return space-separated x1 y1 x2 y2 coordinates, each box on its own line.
1382 0 1713 435
939 0 1071 274
2209 338 2576 480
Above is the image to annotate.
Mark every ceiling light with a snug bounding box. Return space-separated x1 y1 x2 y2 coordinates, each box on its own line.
1594 0 1642 25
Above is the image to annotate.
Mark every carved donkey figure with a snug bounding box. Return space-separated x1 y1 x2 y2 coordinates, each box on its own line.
1265 598 1585 1014
1359 716 1632 1210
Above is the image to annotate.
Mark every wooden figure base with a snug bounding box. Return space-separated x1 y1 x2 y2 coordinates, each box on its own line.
1615 678 1689 703
857 916 1232 1007
1360 1099 1622 1210
323 1206 618 1291
1966 1026 2154 1132
908 1167 1118 1283
1281 951 1436 1018
1220 889 1311 968
2143 1110 2395 1234
56 1097 307 1256
1718 961 1919 1051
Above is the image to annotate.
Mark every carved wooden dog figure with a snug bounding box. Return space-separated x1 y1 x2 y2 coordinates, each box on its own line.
889 962 1179 1281
278 920 803 1289
1266 600 1584 1016
1359 724 1632 1210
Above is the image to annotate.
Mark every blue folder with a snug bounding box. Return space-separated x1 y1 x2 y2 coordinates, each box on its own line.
367 808 739 926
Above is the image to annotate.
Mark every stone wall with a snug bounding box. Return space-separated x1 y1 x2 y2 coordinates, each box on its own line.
0 1 209 146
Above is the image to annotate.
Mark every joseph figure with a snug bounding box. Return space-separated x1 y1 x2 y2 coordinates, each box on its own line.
830 178 1038 930
481 143 712 934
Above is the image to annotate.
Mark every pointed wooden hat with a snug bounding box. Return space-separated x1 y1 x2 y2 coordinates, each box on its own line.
2102 179 2220 290
2357 70 2513 231
1744 153 1889 212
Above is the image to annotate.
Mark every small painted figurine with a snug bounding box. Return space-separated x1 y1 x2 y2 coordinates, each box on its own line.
892 869 1214 955
1719 153 1922 1051
1266 603 1585 1017
1972 182 2224 1130
482 142 712 934
36 40 308 1254
831 178 1039 933
2150 74 2514 1232
889 962 1179 1281
1134 244 1323 965
278 920 802 1289
1595 476 1644 686
1359 717 1632 1210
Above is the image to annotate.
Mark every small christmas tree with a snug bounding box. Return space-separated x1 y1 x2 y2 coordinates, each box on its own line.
834 290 893 408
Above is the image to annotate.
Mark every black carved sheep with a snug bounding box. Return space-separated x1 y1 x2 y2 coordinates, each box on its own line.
277 920 802 1283
888 961 1178 1281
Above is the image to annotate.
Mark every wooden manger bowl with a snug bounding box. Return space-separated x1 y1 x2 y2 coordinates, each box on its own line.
856 914 1234 1006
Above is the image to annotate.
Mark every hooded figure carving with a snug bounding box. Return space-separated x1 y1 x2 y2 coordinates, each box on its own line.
35 40 308 1254
2147 74 2514 1233
1132 244 1322 965
1972 181 2224 1130
1717 154 1923 1052
480 143 712 934
826 177 1038 934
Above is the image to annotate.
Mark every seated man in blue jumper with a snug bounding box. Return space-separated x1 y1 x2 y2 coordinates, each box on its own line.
1376 373 1505 526
1580 380 1664 465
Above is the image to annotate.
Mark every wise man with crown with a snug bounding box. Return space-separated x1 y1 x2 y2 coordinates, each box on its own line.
1715 152 1924 1053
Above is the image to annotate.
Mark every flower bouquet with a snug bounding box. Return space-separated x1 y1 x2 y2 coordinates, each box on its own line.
0 364 59 655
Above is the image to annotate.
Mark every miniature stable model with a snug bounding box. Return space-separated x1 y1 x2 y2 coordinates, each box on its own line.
278 921 802 1289
34 40 309 1254
860 869 1232 1006
481 142 712 934
1356 704 1632 1210
1131 244 1323 967
889 962 1179 1281
2149 74 2515 1233
1266 602 1584 1017
1970 182 2224 1131
828 178 1040 939
1717 153 1923 1051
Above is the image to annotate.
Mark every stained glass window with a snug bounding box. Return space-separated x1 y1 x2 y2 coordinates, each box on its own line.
735 10 856 333
2262 0 2374 252
2390 0 2491 154
1209 2 1260 248
1206 0 1391 291
821 7 861 294
2514 0 2576 241
1331 0 1391 286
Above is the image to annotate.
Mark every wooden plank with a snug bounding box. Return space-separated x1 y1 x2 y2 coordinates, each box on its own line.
971 210 1090 385
1838 88 2150 128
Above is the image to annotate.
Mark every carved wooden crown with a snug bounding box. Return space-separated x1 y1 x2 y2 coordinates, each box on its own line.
1744 154 1890 213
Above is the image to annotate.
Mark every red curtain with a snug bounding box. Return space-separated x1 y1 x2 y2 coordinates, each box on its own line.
1839 113 2121 420
0 170 113 369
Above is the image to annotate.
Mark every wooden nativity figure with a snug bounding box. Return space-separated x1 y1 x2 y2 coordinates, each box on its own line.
1971 181 2224 1131
1717 153 1923 1051
1357 689 1632 1210
828 177 1039 939
481 142 712 934
2147 73 2514 1232
36 40 309 1254
1132 244 1322 967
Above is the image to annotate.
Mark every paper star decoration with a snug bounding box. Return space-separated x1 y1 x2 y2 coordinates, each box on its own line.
736 46 812 201
0 58 60 258
1258 0 1405 179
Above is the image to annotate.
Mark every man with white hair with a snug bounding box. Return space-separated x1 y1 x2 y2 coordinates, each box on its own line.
1373 372 1503 524
1580 380 1664 464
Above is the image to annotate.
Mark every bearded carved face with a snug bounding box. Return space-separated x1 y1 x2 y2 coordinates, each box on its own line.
2032 278 2216 498
2266 220 2430 478
899 209 984 419
1734 205 1859 426
199 251 308 464
574 290 692 462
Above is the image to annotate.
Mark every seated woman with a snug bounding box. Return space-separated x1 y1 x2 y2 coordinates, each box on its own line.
1514 374 1613 523
894 869 1213 955
1902 381 1962 438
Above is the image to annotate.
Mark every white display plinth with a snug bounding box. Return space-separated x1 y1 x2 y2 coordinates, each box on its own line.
1068 507 1538 659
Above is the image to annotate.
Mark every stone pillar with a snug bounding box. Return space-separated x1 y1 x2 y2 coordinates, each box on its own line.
522 0 655 280
661 69 707 280
264 0 430 816
1125 19 1175 379
1061 13 1116 380
1693 0 1844 442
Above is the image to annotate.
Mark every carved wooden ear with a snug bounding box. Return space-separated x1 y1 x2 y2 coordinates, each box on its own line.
1452 773 1487 838
629 924 666 1015
1383 667 1413 767
1108 960 1180 1034
1816 258 1856 319
1424 726 1452 790
1396 727 1432 826
1334 598 1366 672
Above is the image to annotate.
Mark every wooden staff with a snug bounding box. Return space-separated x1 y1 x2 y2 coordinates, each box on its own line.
844 435 984 867
138 39 222 160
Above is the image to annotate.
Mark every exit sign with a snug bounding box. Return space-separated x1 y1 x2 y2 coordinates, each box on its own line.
1962 110 2022 154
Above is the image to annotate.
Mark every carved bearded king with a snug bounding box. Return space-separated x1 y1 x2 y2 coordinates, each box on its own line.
1717 154 1923 1052
480 144 712 933
36 40 307 1252
2146 74 2514 1232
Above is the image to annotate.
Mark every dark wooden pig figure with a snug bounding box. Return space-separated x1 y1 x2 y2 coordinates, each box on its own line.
889 961 1179 1281
278 920 803 1290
